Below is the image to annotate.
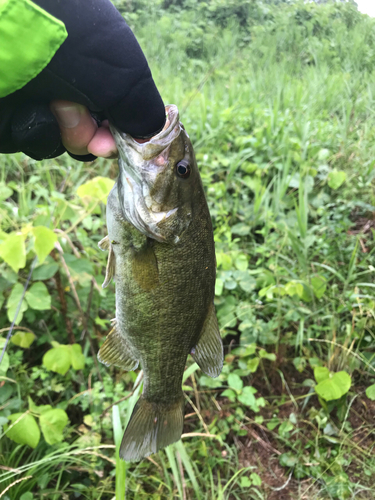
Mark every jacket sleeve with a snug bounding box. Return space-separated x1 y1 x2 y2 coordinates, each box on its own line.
0 0 67 98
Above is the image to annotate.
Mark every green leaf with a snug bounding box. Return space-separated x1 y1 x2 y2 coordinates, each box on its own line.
327 170 347 190
293 357 306 373
43 346 71 375
314 366 330 383
247 357 260 373
258 349 276 361
227 373 243 392
365 384 375 401
311 275 327 299
5 413 40 448
7 282 28 324
20 493 34 500
39 409 69 445
11 331 36 348
238 386 257 407
234 254 248 271
285 281 303 298
32 226 57 264
0 182 13 201
70 344 85 370
76 176 114 204
33 261 59 280
279 452 297 468
0 233 26 272
215 278 224 296
25 282 51 310
0 351 9 376
221 389 236 402
315 371 351 401
240 476 251 487
28 397 52 415
250 472 262 486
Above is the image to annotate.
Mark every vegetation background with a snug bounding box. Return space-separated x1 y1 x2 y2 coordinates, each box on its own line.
1 0 375 498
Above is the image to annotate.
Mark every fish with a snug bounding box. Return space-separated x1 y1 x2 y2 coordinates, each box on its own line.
97 104 223 461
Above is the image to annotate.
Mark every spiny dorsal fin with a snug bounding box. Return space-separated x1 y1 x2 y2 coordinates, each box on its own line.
191 302 223 378
131 244 159 291
98 323 139 371
102 243 115 288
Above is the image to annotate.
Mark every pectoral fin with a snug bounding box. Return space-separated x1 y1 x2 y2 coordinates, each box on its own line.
132 243 159 291
191 303 223 378
102 243 116 289
98 322 139 371
98 235 110 251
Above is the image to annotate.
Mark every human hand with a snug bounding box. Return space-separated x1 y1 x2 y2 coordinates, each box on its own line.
0 0 165 161
50 101 118 158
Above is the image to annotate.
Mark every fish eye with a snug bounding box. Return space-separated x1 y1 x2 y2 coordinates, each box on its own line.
176 160 190 179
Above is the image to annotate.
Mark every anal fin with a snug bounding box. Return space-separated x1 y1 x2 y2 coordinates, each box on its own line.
191 302 223 378
98 323 139 371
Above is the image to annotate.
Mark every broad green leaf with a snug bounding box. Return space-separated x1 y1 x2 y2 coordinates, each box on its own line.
311 275 327 299
238 386 257 407
33 261 59 280
215 278 224 296
76 176 114 205
365 384 375 401
26 282 51 310
247 357 260 373
32 226 57 264
227 373 243 392
279 452 298 467
0 351 9 376
327 170 347 190
293 357 306 373
0 182 13 201
258 349 276 361
231 223 250 236
28 397 52 415
234 254 248 271
0 233 26 272
7 282 28 324
314 366 330 384
11 331 36 348
315 371 351 401
240 477 251 488
250 473 262 486
20 493 34 500
221 389 236 402
43 346 71 375
285 281 303 298
39 409 69 445
5 413 40 448
70 344 85 370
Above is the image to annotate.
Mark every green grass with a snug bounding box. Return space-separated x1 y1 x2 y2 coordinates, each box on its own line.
1 1 375 499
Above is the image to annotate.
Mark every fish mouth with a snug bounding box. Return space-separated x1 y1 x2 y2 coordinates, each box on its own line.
110 105 182 243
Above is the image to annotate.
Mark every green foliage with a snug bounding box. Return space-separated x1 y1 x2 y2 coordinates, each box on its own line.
42 343 85 375
1 0 375 498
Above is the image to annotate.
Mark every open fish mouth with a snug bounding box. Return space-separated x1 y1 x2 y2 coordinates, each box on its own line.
110 106 185 243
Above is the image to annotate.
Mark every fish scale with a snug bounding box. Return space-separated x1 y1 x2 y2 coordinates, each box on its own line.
97 105 223 461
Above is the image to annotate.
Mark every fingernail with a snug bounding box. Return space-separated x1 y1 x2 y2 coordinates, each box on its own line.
51 104 83 128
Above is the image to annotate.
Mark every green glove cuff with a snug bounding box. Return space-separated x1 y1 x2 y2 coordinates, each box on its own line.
0 0 67 97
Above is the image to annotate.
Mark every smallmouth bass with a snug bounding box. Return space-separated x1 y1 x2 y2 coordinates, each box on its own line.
98 105 223 461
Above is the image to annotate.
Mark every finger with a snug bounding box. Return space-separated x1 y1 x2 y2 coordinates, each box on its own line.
50 100 97 156
87 125 118 158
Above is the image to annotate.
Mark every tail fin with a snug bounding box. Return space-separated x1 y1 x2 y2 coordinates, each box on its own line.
120 396 184 461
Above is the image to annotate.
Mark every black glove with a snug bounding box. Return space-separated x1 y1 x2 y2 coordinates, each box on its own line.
0 0 165 161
